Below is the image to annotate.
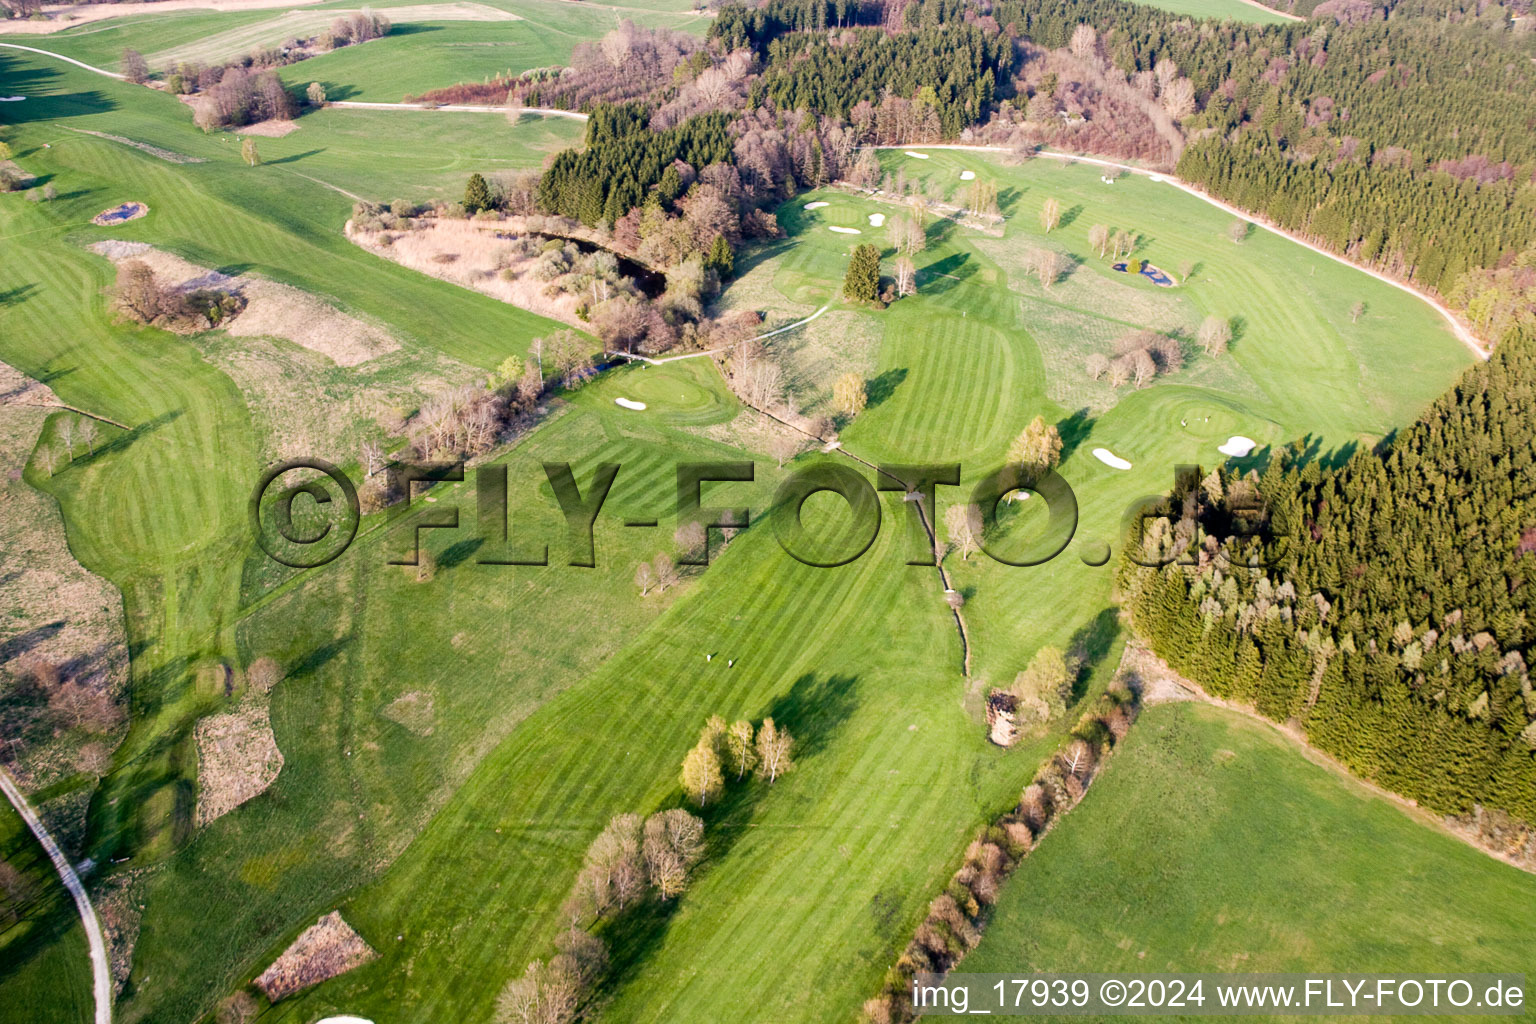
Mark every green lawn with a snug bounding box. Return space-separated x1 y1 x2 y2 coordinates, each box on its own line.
967 702 1536 995
36 0 712 101
1122 0 1296 24
0 806 94 1024
0 45 1487 1024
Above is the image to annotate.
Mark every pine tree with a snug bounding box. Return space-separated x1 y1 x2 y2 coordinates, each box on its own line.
842 244 880 302
464 173 492 214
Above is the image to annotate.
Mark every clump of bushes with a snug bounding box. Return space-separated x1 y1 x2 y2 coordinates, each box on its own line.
862 680 1140 1024
112 261 245 331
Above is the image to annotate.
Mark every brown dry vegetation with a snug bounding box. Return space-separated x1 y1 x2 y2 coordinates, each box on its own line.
193 693 284 827
348 217 591 330
0 361 129 800
254 911 378 1001
863 660 1142 1024
93 241 399 365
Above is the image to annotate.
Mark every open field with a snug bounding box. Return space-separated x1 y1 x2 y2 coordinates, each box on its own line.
0 41 1483 1024
967 701 1536 986
758 148 1468 682
1121 0 1297 23
33 0 710 100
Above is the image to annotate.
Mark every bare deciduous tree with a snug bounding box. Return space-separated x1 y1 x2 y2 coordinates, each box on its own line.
634 560 654 596
754 717 794 783
1070 23 1098 62
1088 223 1110 259
652 552 679 592
1227 219 1249 244
725 719 757 780
1197 315 1232 356
1039 197 1061 233
77 418 98 455
944 502 981 561
1086 353 1110 379
833 372 867 417
246 657 284 693
894 255 917 297
1350 300 1365 323
680 740 723 806
767 432 803 469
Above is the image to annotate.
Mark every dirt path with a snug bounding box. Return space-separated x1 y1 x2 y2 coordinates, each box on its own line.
885 144 1489 360
0 41 123 77
0 767 112 1024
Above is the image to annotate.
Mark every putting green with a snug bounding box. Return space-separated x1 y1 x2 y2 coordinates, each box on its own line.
593 359 737 426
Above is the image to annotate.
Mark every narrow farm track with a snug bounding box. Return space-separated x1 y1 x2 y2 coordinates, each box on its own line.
327 100 588 120
0 41 124 77
0 767 112 1024
880 144 1489 360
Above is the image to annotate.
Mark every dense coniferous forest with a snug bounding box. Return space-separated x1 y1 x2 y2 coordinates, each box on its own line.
1120 330 1536 825
537 105 734 224
757 25 1011 137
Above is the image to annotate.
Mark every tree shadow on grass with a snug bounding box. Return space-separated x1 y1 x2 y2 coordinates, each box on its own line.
865 367 907 409
729 236 794 282
1059 203 1084 230
919 252 973 295
1056 407 1094 463
597 673 861 989
439 537 484 569
263 148 325 166
69 408 183 466
997 185 1025 216
1066 606 1120 703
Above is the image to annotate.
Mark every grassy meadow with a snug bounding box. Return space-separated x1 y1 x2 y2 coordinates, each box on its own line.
34 0 713 102
0 38 1495 1024
1121 0 1296 23
967 701 1536 994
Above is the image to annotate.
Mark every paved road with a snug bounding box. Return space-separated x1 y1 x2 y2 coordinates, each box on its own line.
0 766 112 1024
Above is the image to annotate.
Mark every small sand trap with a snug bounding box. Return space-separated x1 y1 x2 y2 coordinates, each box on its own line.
1148 174 1165 183
959 170 975 180
615 397 646 410
804 201 830 210
868 213 885 227
92 201 148 226
829 226 861 234
1218 435 1258 457
903 151 930 159
317 1018 375 1024
1092 447 1132 470
0 96 24 102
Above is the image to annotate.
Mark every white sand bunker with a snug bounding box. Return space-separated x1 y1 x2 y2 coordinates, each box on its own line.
804 201 830 210
903 151 930 159
1092 447 1132 470
317 1018 374 1024
615 397 646 410
959 170 975 180
0 96 24 102
868 213 885 227
829 226 861 234
1218 435 1258 457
